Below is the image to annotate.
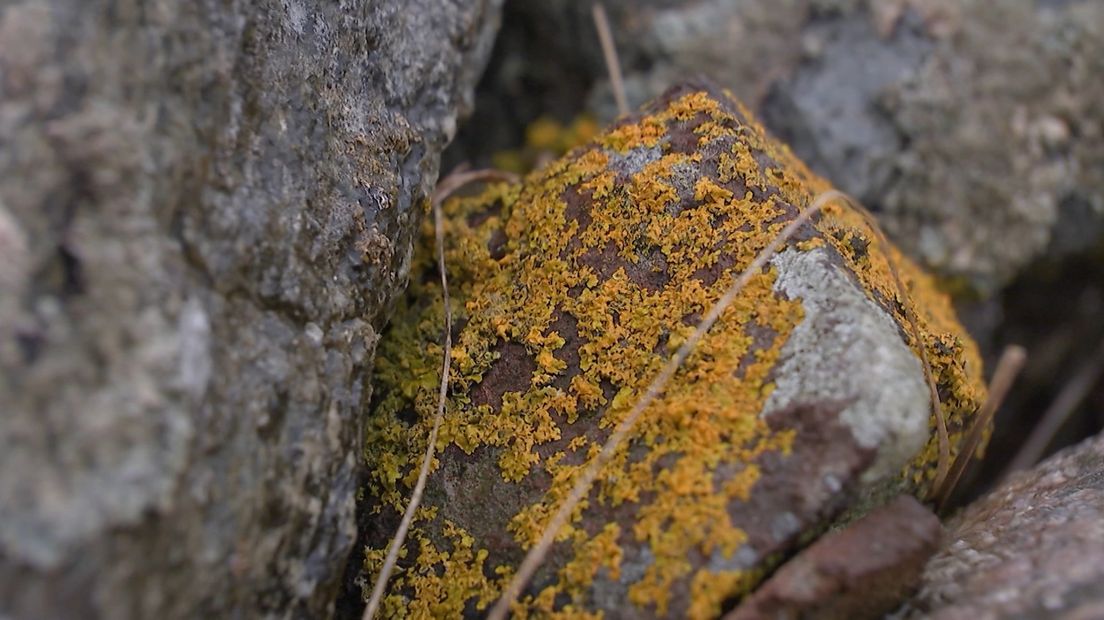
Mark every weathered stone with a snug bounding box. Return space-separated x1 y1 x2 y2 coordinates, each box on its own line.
353 81 985 619
0 1 501 618
903 432 1104 619
728 494 941 620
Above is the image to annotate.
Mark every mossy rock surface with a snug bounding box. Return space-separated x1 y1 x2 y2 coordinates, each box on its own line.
358 80 986 619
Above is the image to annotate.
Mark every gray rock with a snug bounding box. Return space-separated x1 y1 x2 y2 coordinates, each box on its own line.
0 0 501 618
903 432 1104 619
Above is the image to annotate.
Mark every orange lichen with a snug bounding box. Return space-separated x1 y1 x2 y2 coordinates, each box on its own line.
688 570 762 620
361 84 986 617
811 203 987 493
378 519 507 618
493 115 602 174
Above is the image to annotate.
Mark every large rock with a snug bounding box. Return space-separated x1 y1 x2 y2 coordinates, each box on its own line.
904 432 1104 619
0 1 501 617
354 81 985 619
458 0 1104 292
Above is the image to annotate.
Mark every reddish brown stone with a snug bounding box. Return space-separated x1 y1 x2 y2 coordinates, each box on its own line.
728 495 941 620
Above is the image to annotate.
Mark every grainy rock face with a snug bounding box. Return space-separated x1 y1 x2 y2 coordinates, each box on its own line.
458 0 1104 291
0 1 501 618
355 81 985 619
904 432 1104 619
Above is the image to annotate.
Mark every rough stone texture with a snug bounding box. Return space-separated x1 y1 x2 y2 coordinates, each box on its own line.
765 248 929 483
456 0 1104 292
354 81 985 618
903 432 1104 619
0 1 501 618
728 494 941 620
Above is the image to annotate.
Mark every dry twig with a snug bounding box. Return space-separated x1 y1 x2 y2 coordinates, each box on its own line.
592 3 629 117
935 345 1028 512
363 167 517 620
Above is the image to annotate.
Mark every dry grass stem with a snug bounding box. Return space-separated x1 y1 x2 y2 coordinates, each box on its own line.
841 200 951 496
1001 337 1104 480
432 168 520 205
592 3 629 117
935 345 1028 512
363 168 515 619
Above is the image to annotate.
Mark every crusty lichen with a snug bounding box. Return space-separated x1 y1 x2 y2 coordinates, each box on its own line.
361 83 986 618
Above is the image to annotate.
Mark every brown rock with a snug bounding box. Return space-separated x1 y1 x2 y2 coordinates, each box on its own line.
355 80 985 619
728 495 941 620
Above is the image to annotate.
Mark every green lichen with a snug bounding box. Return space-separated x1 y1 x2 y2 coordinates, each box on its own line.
361 85 986 618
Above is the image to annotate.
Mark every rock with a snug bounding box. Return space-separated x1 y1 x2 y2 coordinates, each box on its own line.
903 432 1104 619
354 80 985 619
458 0 1104 292
727 495 942 620
0 1 501 618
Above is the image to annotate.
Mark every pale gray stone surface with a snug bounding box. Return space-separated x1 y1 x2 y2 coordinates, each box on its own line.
765 248 930 482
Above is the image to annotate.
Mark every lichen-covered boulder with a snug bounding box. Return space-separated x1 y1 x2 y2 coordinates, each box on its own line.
355 80 985 618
